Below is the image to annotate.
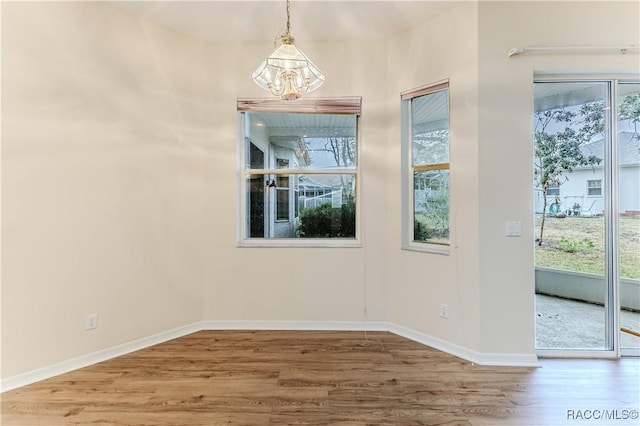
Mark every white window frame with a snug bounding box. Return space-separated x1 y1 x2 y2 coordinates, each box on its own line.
401 80 451 255
587 179 602 196
237 97 362 248
275 159 291 222
547 184 560 196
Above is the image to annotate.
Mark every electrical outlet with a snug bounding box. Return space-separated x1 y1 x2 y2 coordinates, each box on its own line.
439 303 449 319
86 313 98 330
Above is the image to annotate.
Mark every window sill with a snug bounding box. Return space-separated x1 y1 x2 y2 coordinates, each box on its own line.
402 242 450 255
238 239 362 248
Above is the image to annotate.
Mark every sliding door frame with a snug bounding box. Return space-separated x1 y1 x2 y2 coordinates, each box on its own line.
534 74 640 358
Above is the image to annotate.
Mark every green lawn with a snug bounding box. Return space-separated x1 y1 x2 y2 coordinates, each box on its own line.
535 215 640 280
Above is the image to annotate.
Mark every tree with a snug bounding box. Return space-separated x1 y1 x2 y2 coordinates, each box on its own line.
416 190 449 241
325 137 356 168
534 103 602 245
307 137 356 198
306 137 356 169
619 93 640 143
412 130 449 165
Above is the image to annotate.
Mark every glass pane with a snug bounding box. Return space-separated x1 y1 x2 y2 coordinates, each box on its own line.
246 174 356 239
245 112 357 170
248 140 265 169
276 188 290 221
618 82 640 352
412 90 449 166
413 169 449 244
248 175 265 238
299 174 356 238
533 82 609 350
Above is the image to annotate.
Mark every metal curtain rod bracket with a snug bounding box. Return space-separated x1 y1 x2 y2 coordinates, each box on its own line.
508 45 639 58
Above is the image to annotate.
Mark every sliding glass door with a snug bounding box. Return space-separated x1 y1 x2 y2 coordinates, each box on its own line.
534 79 640 356
618 82 640 356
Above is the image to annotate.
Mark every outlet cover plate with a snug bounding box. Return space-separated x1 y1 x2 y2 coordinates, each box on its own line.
86 313 98 330
439 303 449 319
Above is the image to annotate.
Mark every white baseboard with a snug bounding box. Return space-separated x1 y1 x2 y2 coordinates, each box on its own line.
0 322 203 393
388 323 540 367
388 322 478 363
475 351 541 367
1 320 538 392
200 320 389 331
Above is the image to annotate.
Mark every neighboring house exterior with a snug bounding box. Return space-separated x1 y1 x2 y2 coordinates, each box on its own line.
248 136 309 239
535 131 640 216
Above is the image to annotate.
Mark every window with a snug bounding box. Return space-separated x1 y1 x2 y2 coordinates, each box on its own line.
238 97 361 247
401 80 450 254
587 179 602 196
547 184 560 196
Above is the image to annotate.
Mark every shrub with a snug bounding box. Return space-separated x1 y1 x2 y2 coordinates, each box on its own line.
418 193 449 238
414 219 431 241
299 201 355 238
557 237 595 253
414 192 450 242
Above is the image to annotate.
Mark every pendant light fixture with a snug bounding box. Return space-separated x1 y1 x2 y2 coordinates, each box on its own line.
252 0 325 100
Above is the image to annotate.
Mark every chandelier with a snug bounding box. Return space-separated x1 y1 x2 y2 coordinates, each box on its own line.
252 0 325 100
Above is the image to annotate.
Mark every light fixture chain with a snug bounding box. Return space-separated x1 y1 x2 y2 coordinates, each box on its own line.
285 0 291 37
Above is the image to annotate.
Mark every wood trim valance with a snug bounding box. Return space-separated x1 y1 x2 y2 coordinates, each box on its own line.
237 97 362 115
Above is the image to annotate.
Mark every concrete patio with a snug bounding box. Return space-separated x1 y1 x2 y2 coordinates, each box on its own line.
536 294 640 350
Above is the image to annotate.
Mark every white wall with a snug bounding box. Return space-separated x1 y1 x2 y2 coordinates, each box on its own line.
1 2 210 377
2 0 639 381
200 39 390 324
620 166 640 213
385 0 640 357
477 1 639 354
2 2 393 379
385 2 481 352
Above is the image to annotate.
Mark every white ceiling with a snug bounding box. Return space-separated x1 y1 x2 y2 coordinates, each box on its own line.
108 1 462 42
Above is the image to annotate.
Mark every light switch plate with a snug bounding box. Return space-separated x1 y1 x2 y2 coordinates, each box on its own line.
506 221 522 237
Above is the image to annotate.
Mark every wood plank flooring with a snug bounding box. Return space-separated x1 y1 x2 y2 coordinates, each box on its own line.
2 331 639 425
